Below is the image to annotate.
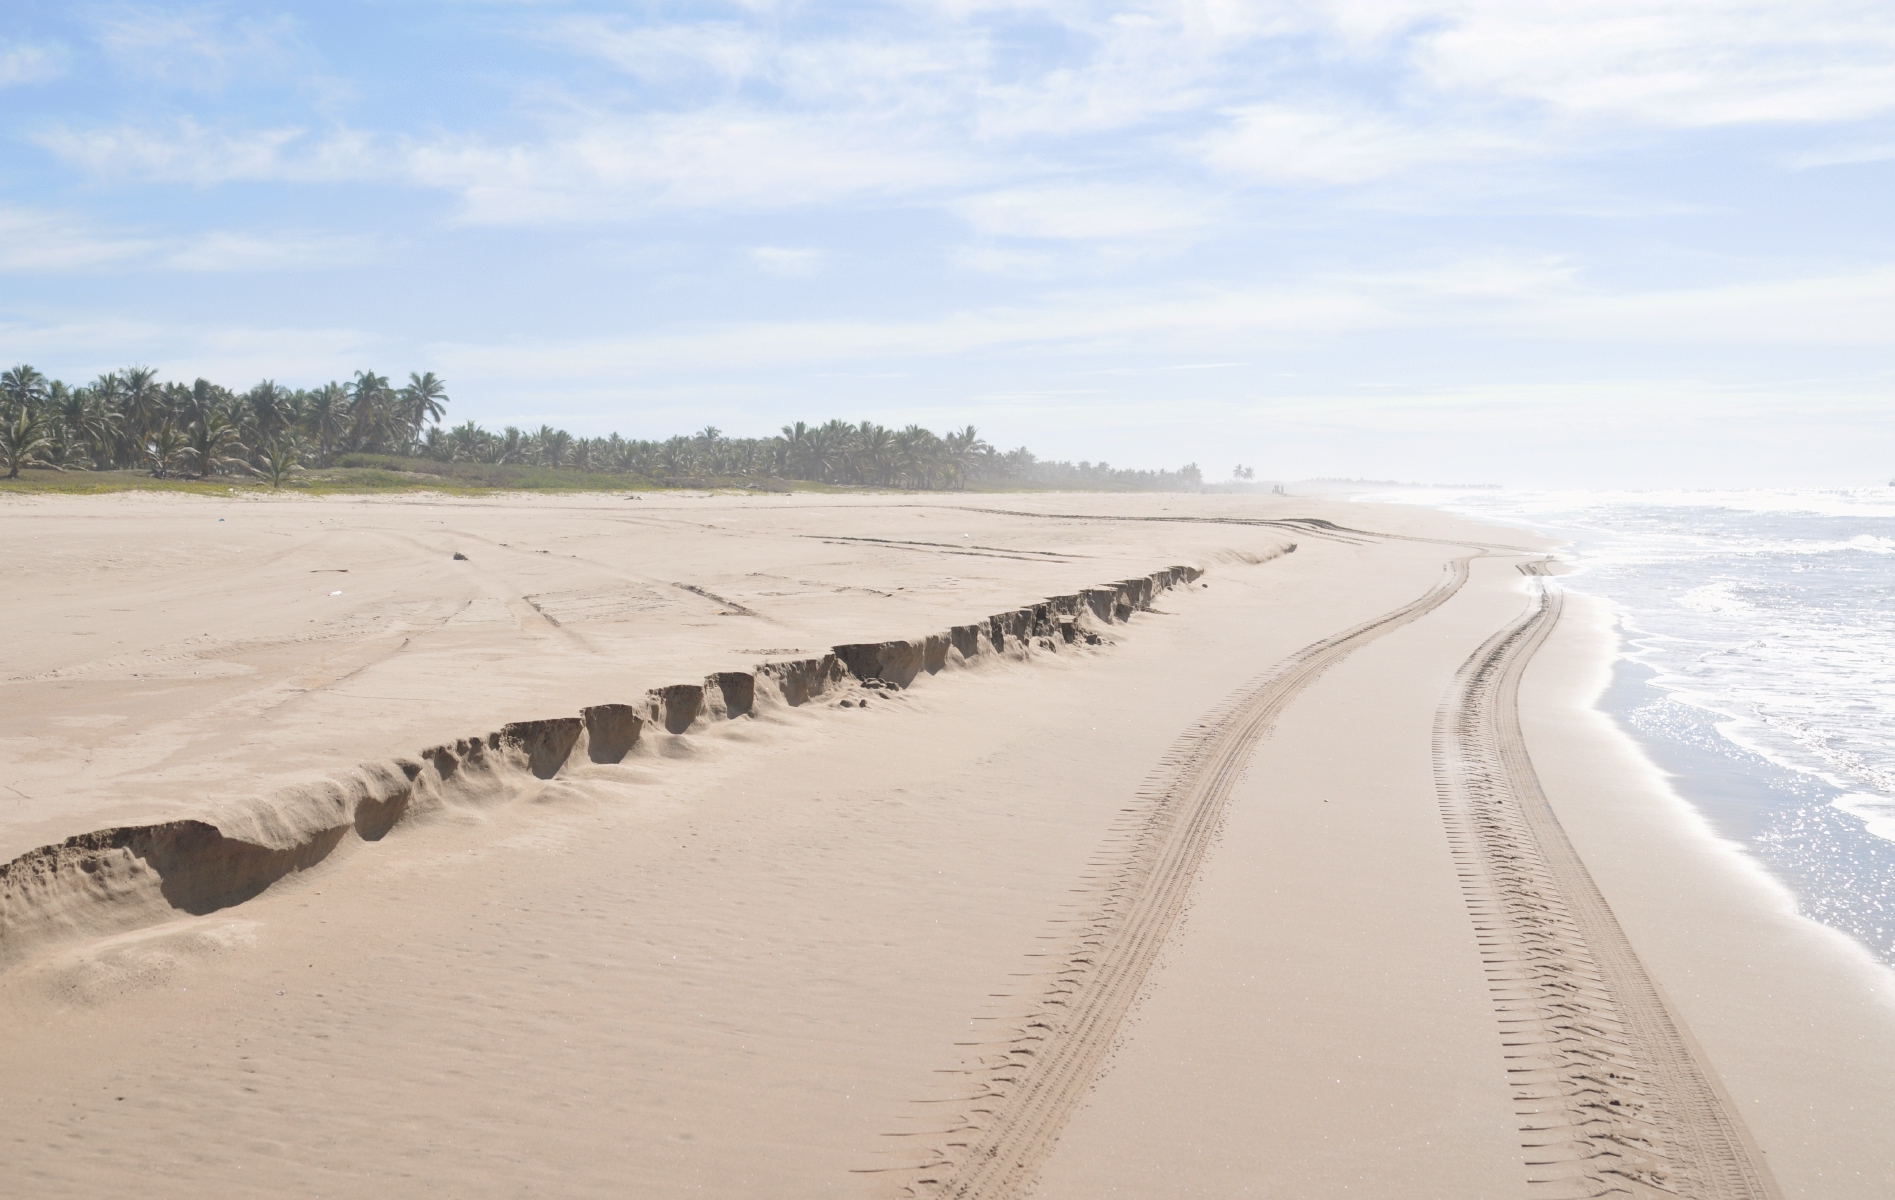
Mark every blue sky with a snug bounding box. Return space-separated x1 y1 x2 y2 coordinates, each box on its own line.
2 1 1892 485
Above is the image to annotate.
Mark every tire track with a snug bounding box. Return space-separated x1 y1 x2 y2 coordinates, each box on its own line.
1435 563 1781 1200
905 556 1476 1200
843 503 1539 552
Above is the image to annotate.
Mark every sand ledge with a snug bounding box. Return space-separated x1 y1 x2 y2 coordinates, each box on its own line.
0 559 1211 970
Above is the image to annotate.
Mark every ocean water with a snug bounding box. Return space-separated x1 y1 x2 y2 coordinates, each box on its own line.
1368 488 1895 965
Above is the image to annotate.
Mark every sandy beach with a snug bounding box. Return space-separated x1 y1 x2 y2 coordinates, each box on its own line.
3 490 1893 1199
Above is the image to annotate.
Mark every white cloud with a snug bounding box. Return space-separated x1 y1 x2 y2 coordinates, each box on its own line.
31 3 1895 205
545 13 985 112
749 246 826 277
406 109 988 222
35 106 983 221
1407 0 1895 127
33 119 379 184
963 1 1895 147
952 183 1217 239
966 6 1269 139
950 244 1062 278
0 207 372 275
0 315 391 387
1199 104 1520 185
772 34 985 110
37 0 1895 237
1513 266 1895 344
423 289 1367 383
546 18 769 85
10 250 1860 396
162 231 375 272
0 207 155 271
90 5 300 91
942 1 1895 140
418 257 1895 387
1787 141 1895 170
0 42 68 87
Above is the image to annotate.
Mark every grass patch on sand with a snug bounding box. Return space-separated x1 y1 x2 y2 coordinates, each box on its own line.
0 457 814 497
0 457 1190 498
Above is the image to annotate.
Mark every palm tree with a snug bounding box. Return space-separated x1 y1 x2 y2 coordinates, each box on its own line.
245 380 290 443
778 421 813 479
398 372 449 449
306 383 347 466
159 381 192 430
944 425 989 489
177 378 229 427
2 364 50 416
727 439 761 477
497 426 525 464
87 372 128 466
538 425 571 467
178 410 248 478
798 422 832 481
857 423 894 485
43 420 93 471
278 388 309 446
973 442 1000 482
347 370 393 452
813 419 855 483
609 434 638 473
60 385 119 468
119 367 164 461
659 435 694 475
143 422 189 478
0 403 52 478
253 432 306 488
446 421 486 462
894 424 943 488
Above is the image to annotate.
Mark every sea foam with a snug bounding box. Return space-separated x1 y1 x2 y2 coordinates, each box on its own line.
1373 486 1895 964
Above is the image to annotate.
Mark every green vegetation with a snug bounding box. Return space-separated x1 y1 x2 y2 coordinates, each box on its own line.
0 363 1204 494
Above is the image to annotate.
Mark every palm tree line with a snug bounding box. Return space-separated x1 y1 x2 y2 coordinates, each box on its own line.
1 363 1203 490
413 417 991 487
0 364 444 483
421 417 1201 490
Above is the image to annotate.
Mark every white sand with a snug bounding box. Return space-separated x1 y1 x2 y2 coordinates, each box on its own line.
1 490 1890 1198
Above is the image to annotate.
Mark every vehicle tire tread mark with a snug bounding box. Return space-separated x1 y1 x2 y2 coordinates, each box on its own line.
1434 562 1781 1200
905 556 1476 1199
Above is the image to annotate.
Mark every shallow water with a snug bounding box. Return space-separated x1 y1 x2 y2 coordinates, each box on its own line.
1369 488 1895 965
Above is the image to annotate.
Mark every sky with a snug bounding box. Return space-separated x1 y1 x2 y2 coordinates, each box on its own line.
2 1 1892 487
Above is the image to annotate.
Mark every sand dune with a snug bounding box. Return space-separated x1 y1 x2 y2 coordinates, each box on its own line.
2 491 1891 1199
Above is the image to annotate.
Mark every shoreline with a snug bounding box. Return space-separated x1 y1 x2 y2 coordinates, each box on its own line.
1518 589 1895 1195
1359 487 1895 974
1600 653 1895 966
